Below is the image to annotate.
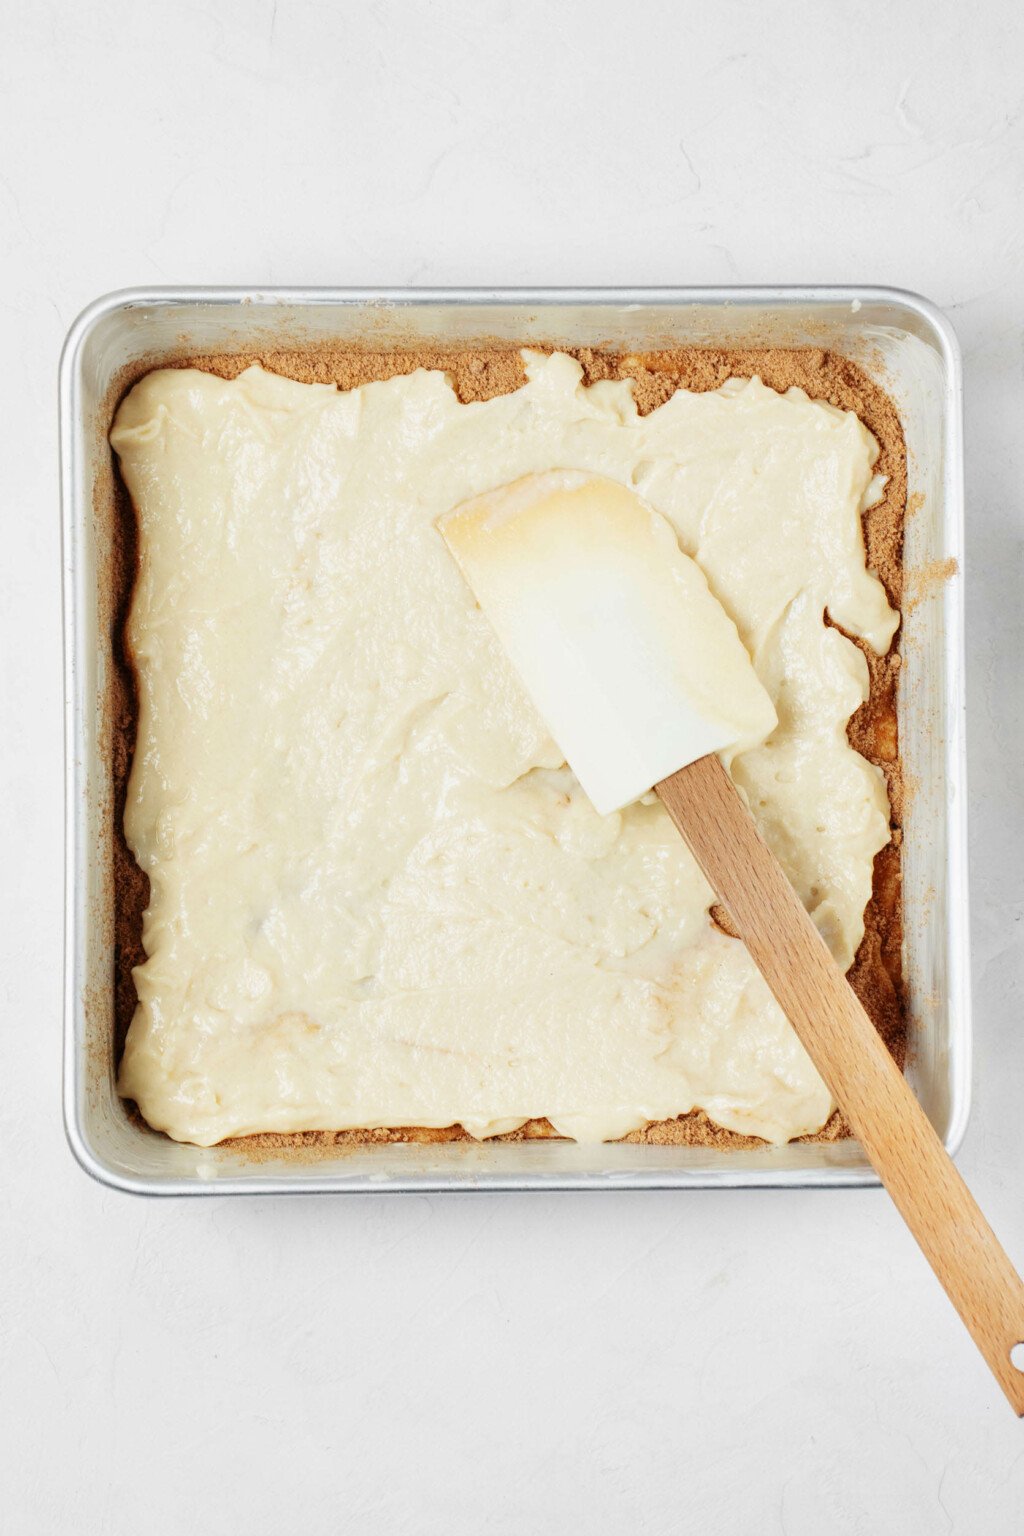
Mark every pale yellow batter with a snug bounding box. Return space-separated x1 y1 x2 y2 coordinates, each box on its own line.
111 352 897 1148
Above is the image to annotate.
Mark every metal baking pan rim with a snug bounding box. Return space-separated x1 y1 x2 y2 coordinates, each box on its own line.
61 284 968 1193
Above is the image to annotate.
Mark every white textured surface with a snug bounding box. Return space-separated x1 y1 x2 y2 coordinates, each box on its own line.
4 0 1024 1529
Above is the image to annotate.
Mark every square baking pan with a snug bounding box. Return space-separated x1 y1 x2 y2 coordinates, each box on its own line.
61 286 968 1194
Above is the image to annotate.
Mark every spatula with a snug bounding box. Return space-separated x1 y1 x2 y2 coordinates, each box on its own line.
438 469 1024 1414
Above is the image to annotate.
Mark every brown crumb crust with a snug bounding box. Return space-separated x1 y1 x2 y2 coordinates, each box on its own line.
108 342 906 1154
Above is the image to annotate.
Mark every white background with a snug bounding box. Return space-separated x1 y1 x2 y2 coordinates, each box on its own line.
4 1 1024 1530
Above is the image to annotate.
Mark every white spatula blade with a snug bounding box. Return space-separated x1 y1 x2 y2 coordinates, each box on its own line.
437 472 777 815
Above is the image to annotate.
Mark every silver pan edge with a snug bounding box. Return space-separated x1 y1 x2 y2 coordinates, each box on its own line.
60 286 968 1194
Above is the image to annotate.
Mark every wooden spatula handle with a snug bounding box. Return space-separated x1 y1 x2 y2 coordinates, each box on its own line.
657 753 1024 1414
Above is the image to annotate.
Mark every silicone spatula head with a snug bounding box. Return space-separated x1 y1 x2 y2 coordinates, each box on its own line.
437 471 777 815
